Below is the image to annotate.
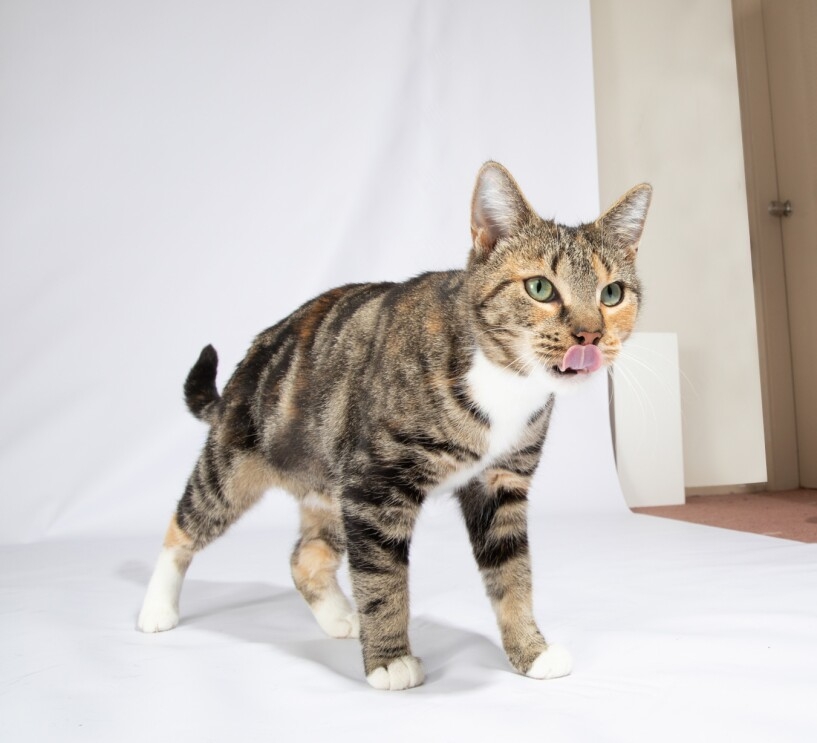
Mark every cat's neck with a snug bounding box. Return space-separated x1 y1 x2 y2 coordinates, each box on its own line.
427 348 556 497
466 347 559 435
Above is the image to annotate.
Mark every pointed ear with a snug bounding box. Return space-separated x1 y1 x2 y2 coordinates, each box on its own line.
595 184 652 256
470 162 535 261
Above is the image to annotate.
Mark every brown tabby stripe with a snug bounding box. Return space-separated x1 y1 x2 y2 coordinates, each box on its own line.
458 483 530 569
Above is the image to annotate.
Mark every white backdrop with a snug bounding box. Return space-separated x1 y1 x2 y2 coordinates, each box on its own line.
0 0 602 543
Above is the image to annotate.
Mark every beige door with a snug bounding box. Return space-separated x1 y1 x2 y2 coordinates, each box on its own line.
733 0 817 488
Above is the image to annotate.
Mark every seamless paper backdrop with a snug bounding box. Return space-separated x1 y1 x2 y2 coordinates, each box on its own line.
0 0 601 543
6 7 817 742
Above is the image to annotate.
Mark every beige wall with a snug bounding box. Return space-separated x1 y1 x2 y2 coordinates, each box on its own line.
591 0 766 488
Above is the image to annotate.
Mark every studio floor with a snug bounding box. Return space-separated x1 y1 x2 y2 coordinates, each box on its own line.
2 497 816 743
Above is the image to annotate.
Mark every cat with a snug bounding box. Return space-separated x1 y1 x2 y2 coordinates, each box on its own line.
137 161 651 691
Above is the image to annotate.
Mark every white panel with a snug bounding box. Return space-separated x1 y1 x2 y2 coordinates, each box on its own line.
613 333 685 507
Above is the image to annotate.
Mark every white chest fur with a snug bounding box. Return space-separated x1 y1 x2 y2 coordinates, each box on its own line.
430 348 559 495
466 348 559 458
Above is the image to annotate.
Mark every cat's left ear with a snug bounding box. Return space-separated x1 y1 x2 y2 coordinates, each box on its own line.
594 184 653 257
470 162 536 261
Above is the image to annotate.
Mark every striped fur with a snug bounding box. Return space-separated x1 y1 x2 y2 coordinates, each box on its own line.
138 162 651 689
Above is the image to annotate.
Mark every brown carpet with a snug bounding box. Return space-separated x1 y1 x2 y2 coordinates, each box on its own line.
632 489 817 543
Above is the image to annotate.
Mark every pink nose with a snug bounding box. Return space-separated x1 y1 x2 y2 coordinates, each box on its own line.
575 331 601 346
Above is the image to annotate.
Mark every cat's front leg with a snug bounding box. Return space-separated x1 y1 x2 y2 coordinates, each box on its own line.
457 471 572 680
341 481 425 690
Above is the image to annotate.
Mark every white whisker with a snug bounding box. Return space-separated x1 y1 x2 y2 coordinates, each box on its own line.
621 340 698 400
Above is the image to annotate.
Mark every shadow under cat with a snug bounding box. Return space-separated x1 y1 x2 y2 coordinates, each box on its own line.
121 561 507 692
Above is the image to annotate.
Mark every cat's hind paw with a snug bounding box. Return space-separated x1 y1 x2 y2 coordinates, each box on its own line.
366 655 425 691
312 594 360 639
137 601 179 633
315 607 360 639
526 644 573 679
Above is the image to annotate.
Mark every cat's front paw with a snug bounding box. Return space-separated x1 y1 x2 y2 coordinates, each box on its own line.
137 600 179 633
366 655 425 691
526 644 573 679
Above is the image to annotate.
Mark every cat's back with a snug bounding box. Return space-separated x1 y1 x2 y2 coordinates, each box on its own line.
217 271 469 462
238 269 463 377
222 279 398 403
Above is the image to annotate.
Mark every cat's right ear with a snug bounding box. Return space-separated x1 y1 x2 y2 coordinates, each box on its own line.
470 162 534 261
594 183 653 257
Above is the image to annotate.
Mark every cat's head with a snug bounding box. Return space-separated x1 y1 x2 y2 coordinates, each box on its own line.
466 161 651 384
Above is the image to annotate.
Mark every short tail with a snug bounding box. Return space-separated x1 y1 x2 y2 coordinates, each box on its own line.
184 345 221 424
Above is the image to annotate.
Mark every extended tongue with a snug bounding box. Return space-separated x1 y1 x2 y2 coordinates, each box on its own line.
559 344 603 373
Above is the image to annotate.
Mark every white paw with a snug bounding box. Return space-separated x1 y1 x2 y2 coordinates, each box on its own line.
526 644 573 679
138 548 186 633
312 595 359 639
315 608 360 639
367 655 425 691
137 601 180 633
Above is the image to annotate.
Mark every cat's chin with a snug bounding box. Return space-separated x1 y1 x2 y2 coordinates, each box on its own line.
551 366 593 378
544 363 607 393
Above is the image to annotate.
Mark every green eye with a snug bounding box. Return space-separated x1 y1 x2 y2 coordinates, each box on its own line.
524 277 556 302
601 282 624 307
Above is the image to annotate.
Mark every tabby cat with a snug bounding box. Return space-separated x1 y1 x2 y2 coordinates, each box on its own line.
138 162 651 690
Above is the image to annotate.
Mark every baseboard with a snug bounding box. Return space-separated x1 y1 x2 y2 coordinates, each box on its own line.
685 483 767 497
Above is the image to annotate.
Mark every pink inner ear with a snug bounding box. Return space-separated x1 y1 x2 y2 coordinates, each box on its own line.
560 344 603 373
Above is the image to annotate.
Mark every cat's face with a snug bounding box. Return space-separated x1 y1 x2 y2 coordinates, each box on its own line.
466 163 651 383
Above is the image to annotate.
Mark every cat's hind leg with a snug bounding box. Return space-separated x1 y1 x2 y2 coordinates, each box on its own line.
291 493 359 639
137 513 195 632
137 447 272 632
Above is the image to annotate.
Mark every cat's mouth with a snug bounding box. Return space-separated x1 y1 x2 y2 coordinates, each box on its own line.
552 366 587 377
